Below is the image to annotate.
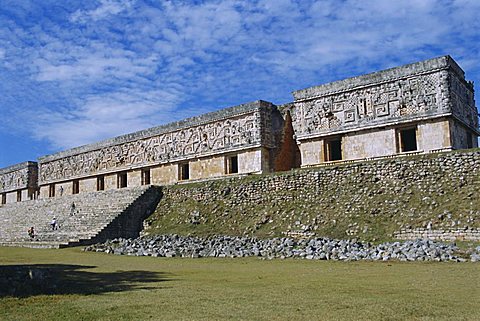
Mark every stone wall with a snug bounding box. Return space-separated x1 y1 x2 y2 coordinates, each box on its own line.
288 56 478 163
291 56 478 137
450 118 479 149
146 148 480 241
0 162 38 204
417 119 452 151
393 228 480 242
449 67 478 131
342 127 396 159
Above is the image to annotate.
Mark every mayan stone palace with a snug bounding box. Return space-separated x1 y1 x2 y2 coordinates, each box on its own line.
0 55 479 247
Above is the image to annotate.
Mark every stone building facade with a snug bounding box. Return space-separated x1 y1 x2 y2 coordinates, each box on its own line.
0 162 38 204
0 55 478 203
37 100 283 198
288 56 478 166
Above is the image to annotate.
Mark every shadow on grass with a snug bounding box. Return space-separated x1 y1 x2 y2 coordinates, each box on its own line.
0 264 172 298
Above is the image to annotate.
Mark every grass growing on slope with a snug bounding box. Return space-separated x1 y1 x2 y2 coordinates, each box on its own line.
145 153 480 242
1 246 479 321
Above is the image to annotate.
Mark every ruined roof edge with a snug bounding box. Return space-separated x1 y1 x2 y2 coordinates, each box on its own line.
0 161 37 174
293 55 464 101
38 100 275 163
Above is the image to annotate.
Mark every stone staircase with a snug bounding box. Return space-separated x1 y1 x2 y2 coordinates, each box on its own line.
0 185 162 248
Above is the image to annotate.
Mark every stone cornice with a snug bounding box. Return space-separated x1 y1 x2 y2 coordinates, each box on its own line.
0 161 37 175
293 56 467 101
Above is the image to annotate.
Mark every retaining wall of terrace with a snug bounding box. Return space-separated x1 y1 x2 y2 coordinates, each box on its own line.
146 148 480 241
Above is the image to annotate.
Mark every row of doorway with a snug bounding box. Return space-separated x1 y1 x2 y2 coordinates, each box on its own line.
323 127 419 162
45 154 240 196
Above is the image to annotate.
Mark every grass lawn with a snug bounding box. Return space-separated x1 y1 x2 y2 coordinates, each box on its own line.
0 246 479 321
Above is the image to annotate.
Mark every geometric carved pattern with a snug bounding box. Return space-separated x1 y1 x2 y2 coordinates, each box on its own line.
0 168 29 193
294 72 445 137
40 111 268 183
449 74 478 129
344 110 355 122
375 104 389 117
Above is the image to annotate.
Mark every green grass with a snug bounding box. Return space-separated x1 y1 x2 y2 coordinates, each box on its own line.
1 246 479 321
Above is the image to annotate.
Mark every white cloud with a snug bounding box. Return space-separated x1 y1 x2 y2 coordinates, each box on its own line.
35 51 157 82
70 0 135 23
30 87 187 149
1 0 479 157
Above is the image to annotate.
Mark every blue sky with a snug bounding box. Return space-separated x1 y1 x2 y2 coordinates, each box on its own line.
1 0 479 168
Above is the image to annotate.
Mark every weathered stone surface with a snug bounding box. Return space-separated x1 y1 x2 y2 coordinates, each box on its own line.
394 228 480 242
290 55 478 162
85 235 478 262
292 56 477 137
148 149 480 241
0 162 38 193
0 186 161 247
38 101 282 185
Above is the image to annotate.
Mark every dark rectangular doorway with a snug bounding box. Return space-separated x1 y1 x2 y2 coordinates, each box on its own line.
399 128 417 152
325 138 342 161
118 172 127 188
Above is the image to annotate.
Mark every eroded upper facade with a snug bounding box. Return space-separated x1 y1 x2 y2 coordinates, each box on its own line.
0 55 478 203
0 162 38 204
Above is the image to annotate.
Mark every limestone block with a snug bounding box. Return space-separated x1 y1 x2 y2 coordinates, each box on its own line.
238 149 264 174
343 129 396 159
151 164 177 185
128 170 142 187
417 119 451 151
104 174 117 190
299 140 323 166
20 189 29 201
190 156 225 180
39 186 49 199
261 147 271 173
450 119 478 149
56 182 72 196
6 191 17 204
80 177 97 194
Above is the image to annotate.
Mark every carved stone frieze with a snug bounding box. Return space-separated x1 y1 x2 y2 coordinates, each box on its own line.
449 73 478 130
0 169 27 192
293 71 448 138
39 106 276 184
0 162 38 193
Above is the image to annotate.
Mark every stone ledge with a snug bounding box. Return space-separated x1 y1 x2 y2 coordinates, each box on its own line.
0 161 37 175
293 55 464 101
394 228 480 241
